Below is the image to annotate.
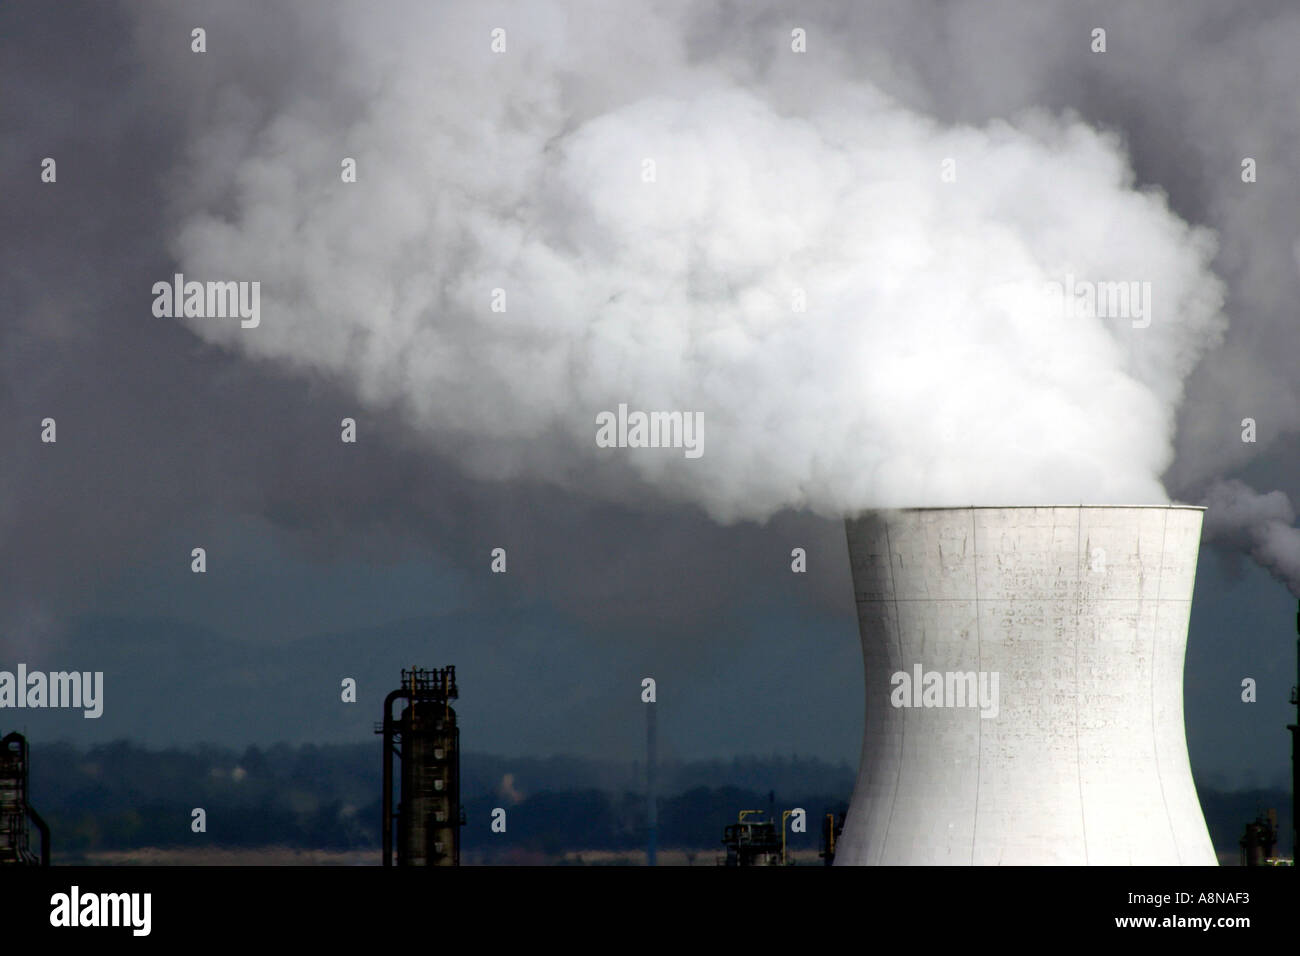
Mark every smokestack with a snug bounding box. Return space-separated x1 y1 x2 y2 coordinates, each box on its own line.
838 505 1216 865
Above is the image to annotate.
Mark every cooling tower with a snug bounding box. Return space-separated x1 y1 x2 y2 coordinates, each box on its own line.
837 505 1216 865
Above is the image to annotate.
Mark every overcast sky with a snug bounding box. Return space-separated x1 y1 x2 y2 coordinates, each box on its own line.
2 0 1298 791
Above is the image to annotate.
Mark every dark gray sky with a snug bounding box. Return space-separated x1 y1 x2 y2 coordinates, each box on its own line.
1 0 1298 791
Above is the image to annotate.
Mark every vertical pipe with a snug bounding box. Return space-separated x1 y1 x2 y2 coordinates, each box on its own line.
382 714 393 867
646 701 657 866
381 689 403 867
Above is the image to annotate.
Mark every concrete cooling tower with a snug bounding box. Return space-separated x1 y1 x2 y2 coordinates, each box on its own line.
837 505 1217 865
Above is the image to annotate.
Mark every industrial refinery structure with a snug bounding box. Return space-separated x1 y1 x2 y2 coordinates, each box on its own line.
1239 811 1281 866
0 731 49 867
377 667 463 866
837 505 1217 865
719 810 784 866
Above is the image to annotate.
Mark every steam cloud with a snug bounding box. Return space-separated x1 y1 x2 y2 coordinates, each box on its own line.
1203 480 1300 597
157 1 1228 522
5 0 1300 652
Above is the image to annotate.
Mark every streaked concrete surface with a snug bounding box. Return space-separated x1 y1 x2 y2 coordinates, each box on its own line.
837 506 1216 865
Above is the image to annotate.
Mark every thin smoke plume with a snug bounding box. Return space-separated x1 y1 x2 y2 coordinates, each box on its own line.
1202 480 1300 597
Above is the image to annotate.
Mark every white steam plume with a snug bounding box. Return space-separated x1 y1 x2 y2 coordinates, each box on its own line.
154 1 1227 522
